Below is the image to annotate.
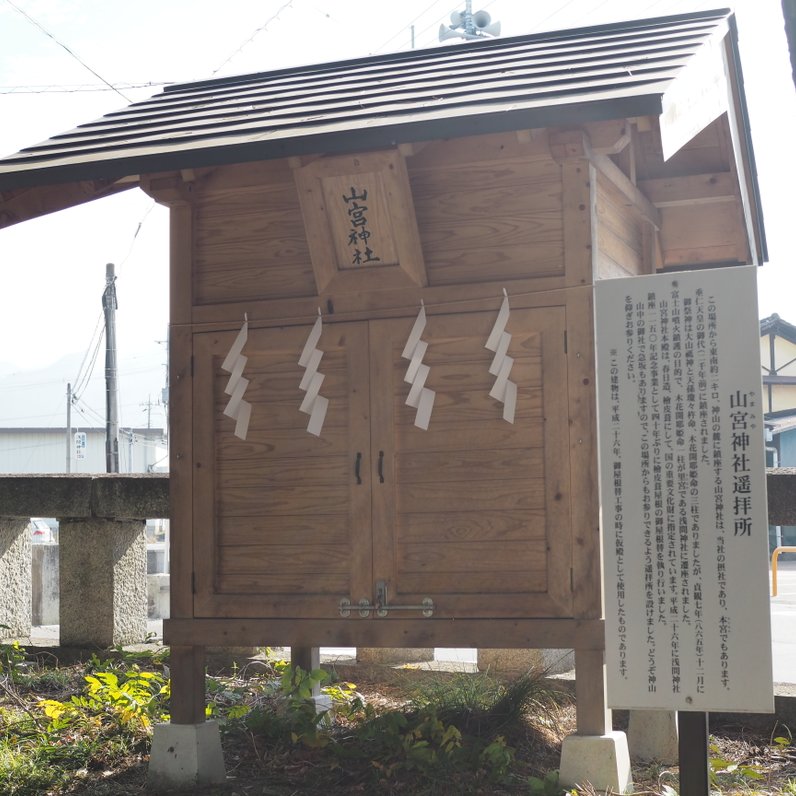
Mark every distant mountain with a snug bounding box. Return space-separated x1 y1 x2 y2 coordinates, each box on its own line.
0 349 167 430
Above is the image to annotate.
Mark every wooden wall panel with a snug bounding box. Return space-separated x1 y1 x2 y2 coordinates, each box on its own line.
595 172 645 278
657 201 748 266
409 154 565 286
193 183 316 305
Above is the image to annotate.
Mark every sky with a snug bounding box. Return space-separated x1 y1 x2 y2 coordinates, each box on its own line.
0 0 794 429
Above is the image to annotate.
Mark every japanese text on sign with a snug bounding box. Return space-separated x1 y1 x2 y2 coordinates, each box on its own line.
595 267 772 713
343 186 381 266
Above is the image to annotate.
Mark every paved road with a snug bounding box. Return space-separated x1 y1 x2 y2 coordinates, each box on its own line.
771 559 796 684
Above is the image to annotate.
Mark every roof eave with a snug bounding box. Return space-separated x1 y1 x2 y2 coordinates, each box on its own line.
0 93 664 197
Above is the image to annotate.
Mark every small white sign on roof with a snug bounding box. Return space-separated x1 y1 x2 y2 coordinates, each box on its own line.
595 265 773 713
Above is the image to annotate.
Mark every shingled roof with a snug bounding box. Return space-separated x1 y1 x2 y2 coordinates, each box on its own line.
0 7 741 192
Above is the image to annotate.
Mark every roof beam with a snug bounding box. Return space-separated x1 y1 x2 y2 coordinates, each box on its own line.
0 178 135 229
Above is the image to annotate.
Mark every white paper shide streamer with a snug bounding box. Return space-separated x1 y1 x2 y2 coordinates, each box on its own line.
297 313 329 437
485 293 517 424
401 303 435 430
221 317 252 440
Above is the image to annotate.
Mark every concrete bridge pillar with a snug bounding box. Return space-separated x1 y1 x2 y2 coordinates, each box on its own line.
59 517 147 647
0 517 32 639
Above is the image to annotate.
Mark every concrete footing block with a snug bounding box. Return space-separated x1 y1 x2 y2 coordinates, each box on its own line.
477 648 574 676
628 710 679 764
559 731 633 793
148 721 226 791
357 647 434 665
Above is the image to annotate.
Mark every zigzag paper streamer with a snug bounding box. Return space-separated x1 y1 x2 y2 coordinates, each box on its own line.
485 293 517 424
402 303 435 430
298 313 329 437
221 317 252 440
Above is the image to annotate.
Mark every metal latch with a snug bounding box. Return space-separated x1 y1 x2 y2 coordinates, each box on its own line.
338 582 434 618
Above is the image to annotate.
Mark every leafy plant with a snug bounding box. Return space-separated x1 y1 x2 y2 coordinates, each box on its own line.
709 742 764 787
0 634 26 681
528 769 562 795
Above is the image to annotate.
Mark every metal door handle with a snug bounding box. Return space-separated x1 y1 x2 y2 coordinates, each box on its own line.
354 452 362 484
378 450 385 483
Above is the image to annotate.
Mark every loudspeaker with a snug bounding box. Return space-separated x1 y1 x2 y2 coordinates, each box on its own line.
473 10 501 36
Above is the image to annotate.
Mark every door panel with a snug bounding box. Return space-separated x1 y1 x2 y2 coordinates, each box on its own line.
193 322 371 618
370 307 572 618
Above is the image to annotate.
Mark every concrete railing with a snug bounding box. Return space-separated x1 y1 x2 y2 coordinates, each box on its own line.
0 474 168 647
1 469 794 650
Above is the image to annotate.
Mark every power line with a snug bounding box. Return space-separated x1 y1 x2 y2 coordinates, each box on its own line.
3 0 132 102
373 0 453 53
72 313 105 400
211 1 296 76
0 81 169 95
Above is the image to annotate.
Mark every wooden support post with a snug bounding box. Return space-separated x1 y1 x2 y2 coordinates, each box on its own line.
291 646 321 697
574 648 610 736
170 645 206 725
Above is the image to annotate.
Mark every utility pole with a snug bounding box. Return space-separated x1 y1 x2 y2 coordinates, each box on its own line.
66 382 72 473
103 263 120 473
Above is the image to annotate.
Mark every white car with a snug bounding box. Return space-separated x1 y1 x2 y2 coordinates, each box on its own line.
29 518 54 544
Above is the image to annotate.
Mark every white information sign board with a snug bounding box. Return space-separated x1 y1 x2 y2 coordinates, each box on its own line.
595 266 773 713
74 431 87 461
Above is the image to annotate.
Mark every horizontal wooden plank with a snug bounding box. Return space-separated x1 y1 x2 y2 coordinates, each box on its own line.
164 618 607 649
409 156 561 196
218 513 352 546
659 202 746 262
397 539 548 573
215 571 350 595
393 420 544 452
396 330 541 364
195 182 300 216
216 400 349 432
217 454 350 486
639 171 737 207
405 131 552 170
216 426 350 460
425 242 564 286
218 346 348 376
219 544 351 573
394 385 543 424
213 367 351 405
218 484 350 516
190 273 571 327
397 478 545 513
396 447 543 483
416 210 562 251
396 569 546 595
393 358 543 394
196 260 317 304
397 510 546 543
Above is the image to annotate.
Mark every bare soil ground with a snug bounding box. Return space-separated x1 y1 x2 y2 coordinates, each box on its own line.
3 658 795 795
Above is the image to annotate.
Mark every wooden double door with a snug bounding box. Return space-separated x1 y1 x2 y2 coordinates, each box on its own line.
192 306 574 620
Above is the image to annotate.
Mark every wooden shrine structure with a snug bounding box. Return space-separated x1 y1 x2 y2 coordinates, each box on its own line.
0 8 766 787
